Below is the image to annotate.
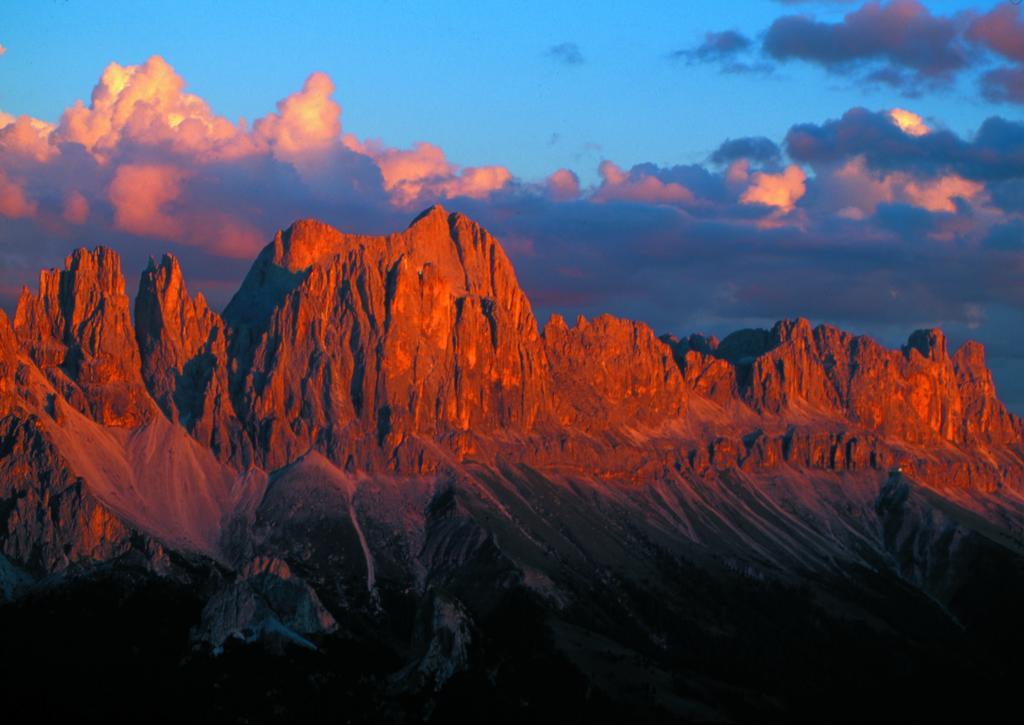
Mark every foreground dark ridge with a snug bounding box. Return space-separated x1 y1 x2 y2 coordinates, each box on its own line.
2 205 1024 721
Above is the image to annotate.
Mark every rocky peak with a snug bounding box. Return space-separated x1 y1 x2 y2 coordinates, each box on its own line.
745 319 838 415
270 219 349 273
0 310 15 364
952 341 990 388
952 341 1021 445
134 254 220 370
771 317 814 348
543 313 687 428
13 247 151 427
407 202 451 233
662 317 1018 448
905 328 948 361
224 208 549 470
135 254 245 462
0 310 18 406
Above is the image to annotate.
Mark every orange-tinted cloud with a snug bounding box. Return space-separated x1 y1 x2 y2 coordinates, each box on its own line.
740 164 806 211
0 169 35 218
967 4 1024 63
254 71 340 162
822 155 896 218
725 158 750 186
546 168 581 201
0 115 56 162
0 54 524 260
356 139 512 206
594 161 694 205
109 164 186 238
904 174 984 212
108 163 263 257
889 108 929 136
437 165 512 200
366 141 453 201
817 154 986 218
54 56 254 161
62 191 90 225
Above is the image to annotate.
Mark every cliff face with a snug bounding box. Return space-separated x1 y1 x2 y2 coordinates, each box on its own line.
0 204 1021 582
12 248 152 427
0 311 18 407
953 341 1022 445
1 208 1019 482
2 206 1023 722
670 318 1021 450
135 254 247 463
543 314 687 429
0 413 140 575
222 206 550 469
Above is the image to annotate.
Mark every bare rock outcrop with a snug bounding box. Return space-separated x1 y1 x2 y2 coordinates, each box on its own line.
135 254 248 463
13 247 153 427
222 205 550 470
544 313 687 429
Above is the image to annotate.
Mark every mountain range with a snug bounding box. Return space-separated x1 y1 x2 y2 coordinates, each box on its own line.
2 205 1024 721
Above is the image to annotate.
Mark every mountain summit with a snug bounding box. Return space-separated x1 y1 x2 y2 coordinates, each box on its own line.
2 207 1024 721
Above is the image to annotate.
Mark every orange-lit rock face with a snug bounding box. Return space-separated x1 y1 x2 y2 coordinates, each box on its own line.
223 205 550 469
543 313 687 429
953 341 1022 445
13 247 152 427
0 414 136 573
135 254 248 463
673 319 1020 449
0 206 1020 494
0 310 18 402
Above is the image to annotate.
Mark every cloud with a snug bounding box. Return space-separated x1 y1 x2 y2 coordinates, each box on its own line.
888 108 929 136
966 5 1024 104
677 30 751 62
675 2 1024 106
547 42 584 66
353 139 512 207
109 164 187 238
741 165 806 212
979 65 1024 104
53 56 256 160
762 0 970 91
254 71 340 163
982 219 1024 251
546 169 581 201
0 115 56 163
673 30 772 74
62 190 90 225
5 55 1024 410
0 54 523 270
967 4 1024 63
0 169 35 218
786 107 1024 188
902 174 983 213
593 161 695 205
710 136 782 166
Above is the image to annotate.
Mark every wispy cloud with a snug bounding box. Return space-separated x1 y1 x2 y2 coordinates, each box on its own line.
547 42 584 66
672 30 773 74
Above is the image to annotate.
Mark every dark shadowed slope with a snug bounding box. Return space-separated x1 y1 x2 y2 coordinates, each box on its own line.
1 206 1024 721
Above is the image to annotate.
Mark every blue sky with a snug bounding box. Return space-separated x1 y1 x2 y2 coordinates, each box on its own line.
0 0 1004 184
